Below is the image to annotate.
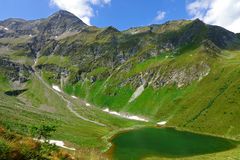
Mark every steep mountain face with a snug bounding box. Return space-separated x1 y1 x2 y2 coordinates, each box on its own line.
0 10 86 38
1 10 240 141
0 58 32 83
43 10 87 35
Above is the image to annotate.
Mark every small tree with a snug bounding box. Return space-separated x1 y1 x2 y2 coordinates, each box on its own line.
30 124 56 141
30 124 58 157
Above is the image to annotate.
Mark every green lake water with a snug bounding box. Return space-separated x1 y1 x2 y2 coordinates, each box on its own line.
109 127 237 160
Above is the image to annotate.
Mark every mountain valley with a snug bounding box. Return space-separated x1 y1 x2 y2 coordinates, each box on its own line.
0 10 240 159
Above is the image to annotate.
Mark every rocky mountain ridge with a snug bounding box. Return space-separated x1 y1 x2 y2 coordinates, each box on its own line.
0 10 87 38
1 10 240 87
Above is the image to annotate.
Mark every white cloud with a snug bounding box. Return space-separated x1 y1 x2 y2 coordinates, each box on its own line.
155 11 166 21
50 0 111 25
187 0 240 33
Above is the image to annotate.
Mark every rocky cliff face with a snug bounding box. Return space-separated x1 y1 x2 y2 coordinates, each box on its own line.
42 10 87 36
30 18 239 88
0 58 32 83
0 10 87 38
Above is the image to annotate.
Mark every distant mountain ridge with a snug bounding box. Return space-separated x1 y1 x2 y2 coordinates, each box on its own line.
0 10 239 49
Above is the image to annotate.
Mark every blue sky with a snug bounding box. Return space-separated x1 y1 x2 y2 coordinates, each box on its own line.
0 0 57 21
0 0 190 30
91 0 189 30
0 0 239 32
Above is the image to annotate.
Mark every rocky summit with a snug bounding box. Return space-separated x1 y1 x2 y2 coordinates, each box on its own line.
0 10 240 160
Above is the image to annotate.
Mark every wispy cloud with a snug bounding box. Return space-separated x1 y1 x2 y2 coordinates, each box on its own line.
155 10 166 21
50 0 111 25
187 0 240 33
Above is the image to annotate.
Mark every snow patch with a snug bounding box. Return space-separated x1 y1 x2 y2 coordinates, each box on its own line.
127 115 147 121
34 139 75 151
103 108 120 116
52 85 62 92
86 103 91 107
157 121 167 126
4 27 9 31
103 108 148 122
71 96 77 99
128 84 145 103
177 83 184 88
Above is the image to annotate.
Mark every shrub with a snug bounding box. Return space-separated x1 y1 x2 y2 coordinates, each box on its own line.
30 124 56 141
0 141 10 160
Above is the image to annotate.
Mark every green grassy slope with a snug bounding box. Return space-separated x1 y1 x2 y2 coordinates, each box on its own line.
17 30 240 159
0 73 144 159
56 48 240 141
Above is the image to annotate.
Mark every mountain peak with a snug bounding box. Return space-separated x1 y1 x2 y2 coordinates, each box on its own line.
0 10 88 37
50 10 79 19
104 26 120 32
39 10 87 36
48 10 87 27
193 18 204 23
191 18 206 27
